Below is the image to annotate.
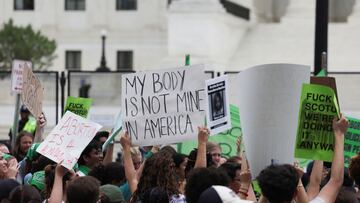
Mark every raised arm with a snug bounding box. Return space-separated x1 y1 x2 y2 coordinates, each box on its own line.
194 127 209 169
47 163 68 203
34 113 46 142
307 160 324 200
311 115 348 203
102 143 114 165
120 132 138 194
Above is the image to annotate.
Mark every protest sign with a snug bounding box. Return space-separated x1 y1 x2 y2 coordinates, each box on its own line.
294 84 340 162
205 75 231 135
11 60 29 94
121 65 206 146
237 64 310 177
178 104 242 158
36 111 102 169
344 116 360 166
64 96 93 118
102 112 123 152
21 63 44 117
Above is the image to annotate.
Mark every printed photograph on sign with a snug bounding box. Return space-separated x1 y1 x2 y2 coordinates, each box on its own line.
205 75 231 135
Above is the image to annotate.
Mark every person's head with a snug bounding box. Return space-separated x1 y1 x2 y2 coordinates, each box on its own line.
257 164 299 203
130 147 142 170
132 152 179 202
20 105 31 121
66 176 100 203
213 92 223 111
44 164 75 199
0 155 8 179
0 179 20 200
159 146 177 156
99 184 125 203
104 162 125 186
94 131 109 146
198 185 244 203
218 162 242 193
349 152 360 186
335 187 359 203
206 142 222 167
0 143 10 154
185 167 231 203
8 185 41 203
226 156 242 165
14 131 34 159
142 187 170 203
78 140 103 169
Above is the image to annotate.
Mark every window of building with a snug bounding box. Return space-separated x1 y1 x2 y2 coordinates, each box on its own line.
116 0 137 10
65 0 86 11
14 0 34 10
65 51 82 70
117 51 133 70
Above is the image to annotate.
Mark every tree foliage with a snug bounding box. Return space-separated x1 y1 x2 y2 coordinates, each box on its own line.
0 19 57 71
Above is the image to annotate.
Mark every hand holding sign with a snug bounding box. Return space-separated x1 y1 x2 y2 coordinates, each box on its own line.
197 126 210 144
120 131 132 151
333 114 349 135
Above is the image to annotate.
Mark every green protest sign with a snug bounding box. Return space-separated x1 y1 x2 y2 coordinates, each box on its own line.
64 96 92 118
344 116 360 167
102 112 122 152
295 84 340 162
177 104 242 158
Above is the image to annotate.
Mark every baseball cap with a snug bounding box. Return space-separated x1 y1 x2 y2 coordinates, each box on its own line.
198 186 254 203
20 105 30 113
100 184 125 203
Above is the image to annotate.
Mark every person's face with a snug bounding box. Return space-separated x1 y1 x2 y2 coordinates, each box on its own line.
20 135 33 154
180 157 188 171
85 148 103 168
210 147 222 167
20 111 30 120
0 156 8 176
132 155 142 170
230 169 242 193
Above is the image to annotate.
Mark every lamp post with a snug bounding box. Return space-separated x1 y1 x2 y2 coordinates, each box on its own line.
96 29 110 72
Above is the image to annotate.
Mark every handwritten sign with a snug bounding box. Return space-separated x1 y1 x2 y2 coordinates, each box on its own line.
36 111 102 169
11 60 30 94
205 75 231 135
294 84 340 162
121 65 206 146
21 63 44 117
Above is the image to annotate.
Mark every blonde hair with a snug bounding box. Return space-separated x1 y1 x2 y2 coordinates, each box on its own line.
130 147 141 158
206 141 221 153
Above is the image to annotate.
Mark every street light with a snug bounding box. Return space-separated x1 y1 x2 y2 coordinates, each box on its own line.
96 29 110 72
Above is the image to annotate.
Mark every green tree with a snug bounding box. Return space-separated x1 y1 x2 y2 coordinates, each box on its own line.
0 19 57 71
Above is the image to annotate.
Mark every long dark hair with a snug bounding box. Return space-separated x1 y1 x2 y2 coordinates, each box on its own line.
131 152 180 202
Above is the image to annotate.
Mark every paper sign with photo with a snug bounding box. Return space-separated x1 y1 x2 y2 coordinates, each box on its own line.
205 75 231 135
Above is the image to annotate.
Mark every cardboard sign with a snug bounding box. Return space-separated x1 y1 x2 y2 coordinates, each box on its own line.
121 65 206 146
344 116 360 166
294 84 340 162
64 96 93 118
237 64 310 177
178 104 242 158
21 64 44 117
11 60 30 94
36 111 102 169
205 75 231 135
102 112 123 152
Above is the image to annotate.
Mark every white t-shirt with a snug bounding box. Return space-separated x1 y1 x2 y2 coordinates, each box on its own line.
309 197 325 203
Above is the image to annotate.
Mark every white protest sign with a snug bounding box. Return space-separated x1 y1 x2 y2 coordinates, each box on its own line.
122 65 206 146
21 63 44 117
237 64 310 177
37 111 102 170
11 60 30 94
205 75 231 135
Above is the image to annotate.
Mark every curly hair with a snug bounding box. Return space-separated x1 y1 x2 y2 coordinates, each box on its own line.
257 164 299 203
349 152 360 186
131 152 179 202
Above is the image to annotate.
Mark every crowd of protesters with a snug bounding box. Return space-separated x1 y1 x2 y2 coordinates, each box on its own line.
0 105 359 203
